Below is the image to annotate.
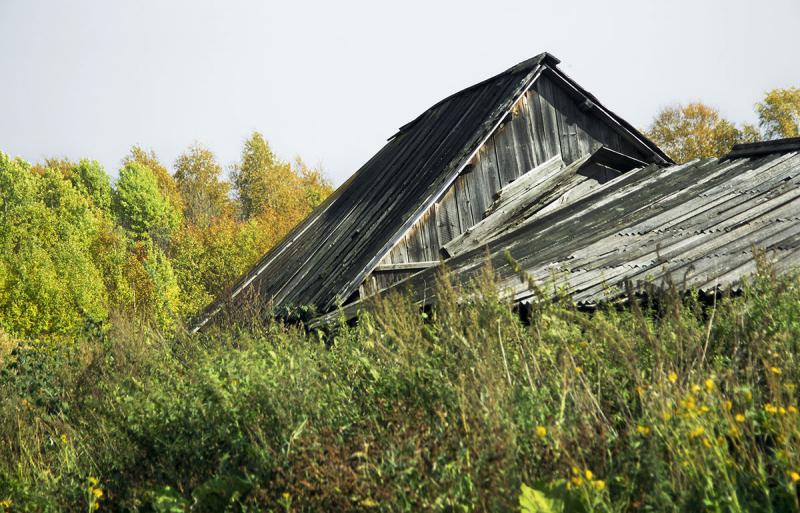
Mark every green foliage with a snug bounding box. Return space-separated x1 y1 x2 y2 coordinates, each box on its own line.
2 263 800 512
112 162 180 242
0 153 108 337
69 159 112 211
173 144 231 227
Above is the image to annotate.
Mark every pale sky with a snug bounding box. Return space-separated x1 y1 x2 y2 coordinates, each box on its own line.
1 0 799 185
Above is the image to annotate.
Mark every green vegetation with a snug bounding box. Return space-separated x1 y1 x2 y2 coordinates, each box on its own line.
1 262 799 512
0 134 332 340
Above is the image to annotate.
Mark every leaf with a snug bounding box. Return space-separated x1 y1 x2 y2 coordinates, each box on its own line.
520 483 564 513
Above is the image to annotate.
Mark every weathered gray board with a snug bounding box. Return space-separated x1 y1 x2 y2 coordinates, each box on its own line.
314 149 800 326
369 71 655 294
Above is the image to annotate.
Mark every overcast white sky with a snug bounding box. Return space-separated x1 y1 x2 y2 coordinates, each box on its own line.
1 0 799 184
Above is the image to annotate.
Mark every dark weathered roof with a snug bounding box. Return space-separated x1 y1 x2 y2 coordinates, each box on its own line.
319 142 800 323
194 53 668 330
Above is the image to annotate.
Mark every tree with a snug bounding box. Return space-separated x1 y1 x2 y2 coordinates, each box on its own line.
756 87 800 140
231 132 296 219
69 159 112 211
645 103 760 164
173 144 232 227
112 162 180 242
124 146 183 214
0 152 108 337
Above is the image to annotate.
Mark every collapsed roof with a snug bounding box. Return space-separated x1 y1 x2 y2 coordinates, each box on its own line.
316 138 800 325
194 52 668 330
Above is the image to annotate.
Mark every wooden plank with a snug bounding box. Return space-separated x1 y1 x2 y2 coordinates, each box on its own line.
509 96 537 176
463 159 490 223
454 173 475 230
493 117 520 186
533 78 562 162
479 143 502 202
435 187 461 245
526 89 551 165
374 261 440 272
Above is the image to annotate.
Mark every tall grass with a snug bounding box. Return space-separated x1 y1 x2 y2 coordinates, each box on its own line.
1 262 800 512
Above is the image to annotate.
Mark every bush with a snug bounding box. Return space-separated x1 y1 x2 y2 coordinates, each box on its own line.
1 262 800 512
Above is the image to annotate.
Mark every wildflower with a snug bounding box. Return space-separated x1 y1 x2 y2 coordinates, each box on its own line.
700 405 710 414
571 466 580 476
789 406 798 414
702 437 712 449
282 492 291 500
684 396 696 410
744 390 753 401
637 425 651 436
661 410 672 421
705 378 714 391
770 366 782 375
92 488 103 499
735 413 746 423
88 477 98 486
60 434 67 444
593 479 606 491
692 384 702 394
635 386 645 397
791 471 800 483
536 426 547 439
570 476 583 487
729 426 740 437
584 469 594 480
668 371 678 383
0 499 12 509
690 426 705 438
575 366 583 374
723 400 733 411
765 403 779 414
779 406 787 415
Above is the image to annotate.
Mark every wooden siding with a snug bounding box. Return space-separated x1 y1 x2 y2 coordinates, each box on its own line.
367 72 649 294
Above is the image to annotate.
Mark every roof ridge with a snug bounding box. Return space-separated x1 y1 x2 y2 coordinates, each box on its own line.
390 52 558 139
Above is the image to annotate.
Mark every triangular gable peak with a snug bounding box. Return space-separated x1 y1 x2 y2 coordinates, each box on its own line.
361 63 668 298
194 53 668 331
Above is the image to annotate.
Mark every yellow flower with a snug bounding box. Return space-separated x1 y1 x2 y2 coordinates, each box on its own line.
700 406 710 414
575 366 583 374
790 471 800 483
635 386 645 397
705 378 714 391
770 367 782 375
60 434 68 444
789 405 798 414
571 466 580 476
92 488 103 499
691 384 702 394
584 469 594 480
668 371 678 383
702 437 712 449
661 411 672 421
88 477 98 486
744 390 753 401
723 400 733 411
593 479 606 491
536 426 547 439
282 492 290 500
685 397 696 410
765 403 778 414
735 413 746 423
0 499 12 509
690 426 705 438
570 476 583 486
637 425 651 436
779 406 787 415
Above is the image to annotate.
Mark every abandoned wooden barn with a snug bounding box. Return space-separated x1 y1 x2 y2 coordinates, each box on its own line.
194 53 800 330
193 52 669 330
315 136 800 325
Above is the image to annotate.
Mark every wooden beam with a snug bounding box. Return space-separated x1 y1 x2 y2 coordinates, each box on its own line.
373 261 440 272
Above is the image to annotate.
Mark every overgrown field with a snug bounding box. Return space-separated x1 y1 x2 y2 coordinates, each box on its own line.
2 264 800 512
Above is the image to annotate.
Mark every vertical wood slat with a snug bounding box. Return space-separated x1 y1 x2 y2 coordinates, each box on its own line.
510 95 538 173
436 187 461 245
533 79 562 162
493 117 519 187
454 173 475 230
465 160 490 223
